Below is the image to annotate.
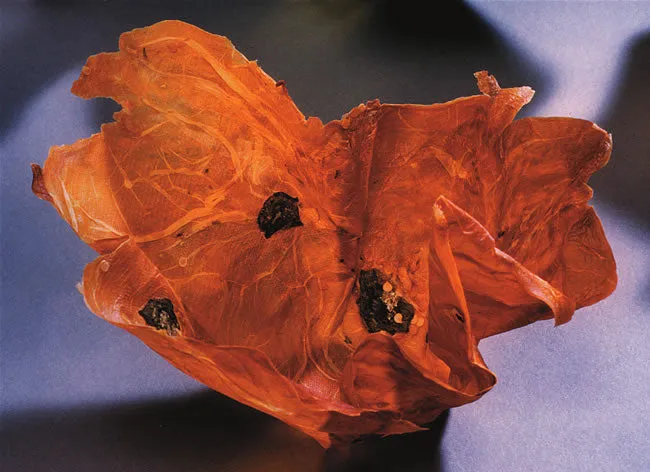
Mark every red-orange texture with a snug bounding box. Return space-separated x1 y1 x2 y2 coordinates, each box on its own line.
32 21 616 447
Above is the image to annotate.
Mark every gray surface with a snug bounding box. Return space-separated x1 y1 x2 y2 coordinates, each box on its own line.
1 1 649 471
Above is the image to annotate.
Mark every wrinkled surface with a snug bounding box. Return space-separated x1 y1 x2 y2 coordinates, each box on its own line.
32 21 616 447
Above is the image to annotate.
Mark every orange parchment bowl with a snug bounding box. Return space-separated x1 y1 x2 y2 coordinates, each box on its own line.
32 20 616 447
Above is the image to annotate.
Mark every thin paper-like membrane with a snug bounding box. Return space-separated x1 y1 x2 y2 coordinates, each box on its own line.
32 21 616 447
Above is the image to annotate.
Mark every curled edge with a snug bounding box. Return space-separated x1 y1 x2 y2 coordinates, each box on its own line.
474 70 501 97
30 164 53 203
433 196 575 339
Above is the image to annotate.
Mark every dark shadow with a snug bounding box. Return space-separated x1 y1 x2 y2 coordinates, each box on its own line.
0 390 325 472
1 390 449 472
346 0 550 114
324 410 450 472
592 31 650 223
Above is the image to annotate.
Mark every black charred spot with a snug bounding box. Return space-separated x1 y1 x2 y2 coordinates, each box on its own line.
257 191 303 238
138 298 180 336
356 269 415 335
334 169 341 179
395 299 415 320
275 79 286 87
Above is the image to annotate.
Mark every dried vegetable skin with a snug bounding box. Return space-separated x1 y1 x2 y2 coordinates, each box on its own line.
32 20 616 447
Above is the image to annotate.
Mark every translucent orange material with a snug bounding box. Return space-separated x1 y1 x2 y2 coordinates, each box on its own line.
32 21 616 447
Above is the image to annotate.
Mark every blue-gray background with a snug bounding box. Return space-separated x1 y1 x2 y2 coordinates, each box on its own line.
2 1 649 471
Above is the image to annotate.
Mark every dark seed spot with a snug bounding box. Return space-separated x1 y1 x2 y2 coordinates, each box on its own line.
203 168 209 174
257 191 303 238
339 258 344 263
138 298 180 336
275 79 286 87
334 169 341 179
356 269 415 335
176 232 184 238
142 47 148 59
344 336 352 345
455 312 465 323
497 230 506 238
